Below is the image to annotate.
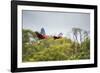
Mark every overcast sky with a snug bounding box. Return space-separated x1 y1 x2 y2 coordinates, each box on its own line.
22 10 90 38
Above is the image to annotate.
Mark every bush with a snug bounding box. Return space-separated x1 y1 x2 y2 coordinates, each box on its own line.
22 29 90 62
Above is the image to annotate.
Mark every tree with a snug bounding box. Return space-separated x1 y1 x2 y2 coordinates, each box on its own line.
83 30 89 40
72 28 79 53
40 27 46 35
72 28 83 43
22 29 30 43
72 28 79 43
78 28 82 43
72 28 84 53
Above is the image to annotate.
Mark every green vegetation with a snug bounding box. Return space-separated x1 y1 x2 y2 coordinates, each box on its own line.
22 29 90 62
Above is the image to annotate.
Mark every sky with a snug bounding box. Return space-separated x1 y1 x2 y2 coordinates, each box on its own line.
22 10 90 39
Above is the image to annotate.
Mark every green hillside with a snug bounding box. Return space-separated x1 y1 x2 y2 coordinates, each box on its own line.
22 29 90 62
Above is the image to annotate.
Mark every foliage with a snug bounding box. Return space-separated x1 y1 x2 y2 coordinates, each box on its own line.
22 29 90 62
